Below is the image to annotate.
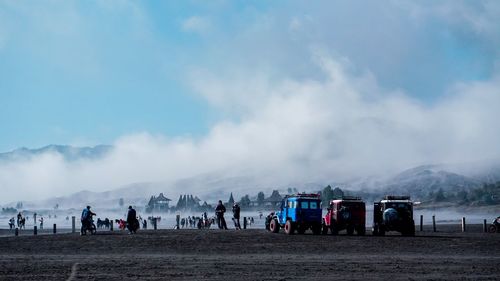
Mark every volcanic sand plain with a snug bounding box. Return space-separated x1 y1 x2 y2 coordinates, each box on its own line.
0 225 498 280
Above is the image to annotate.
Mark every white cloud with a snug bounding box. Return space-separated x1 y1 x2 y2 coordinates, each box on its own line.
1 52 499 203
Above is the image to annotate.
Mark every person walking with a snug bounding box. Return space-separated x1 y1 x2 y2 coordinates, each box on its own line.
215 200 228 230
232 203 241 230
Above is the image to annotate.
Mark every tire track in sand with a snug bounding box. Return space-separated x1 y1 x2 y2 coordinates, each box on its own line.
66 262 79 281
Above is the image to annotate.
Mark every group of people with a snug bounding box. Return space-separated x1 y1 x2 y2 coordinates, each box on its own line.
80 205 140 235
215 200 241 230
15 212 26 229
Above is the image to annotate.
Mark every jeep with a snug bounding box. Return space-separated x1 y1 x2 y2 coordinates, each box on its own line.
372 195 415 236
322 196 366 235
268 193 322 235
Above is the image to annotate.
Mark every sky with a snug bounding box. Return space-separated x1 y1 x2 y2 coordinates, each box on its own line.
0 0 500 202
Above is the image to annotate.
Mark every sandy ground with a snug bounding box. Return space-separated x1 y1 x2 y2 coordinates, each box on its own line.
0 225 498 280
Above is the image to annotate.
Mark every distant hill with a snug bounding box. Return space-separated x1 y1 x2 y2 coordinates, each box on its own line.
0 144 113 162
1 144 499 210
382 165 481 199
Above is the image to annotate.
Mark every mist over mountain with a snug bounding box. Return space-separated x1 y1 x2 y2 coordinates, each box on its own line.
0 145 113 162
1 144 499 209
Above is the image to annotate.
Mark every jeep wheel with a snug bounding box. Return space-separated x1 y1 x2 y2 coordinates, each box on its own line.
330 222 339 235
284 220 294 235
297 227 306 234
379 225 386 236
357 226 366 236
322 224 328 235
488 225 497 233
347 226 354 235
312 224 321 235
270 219 280 233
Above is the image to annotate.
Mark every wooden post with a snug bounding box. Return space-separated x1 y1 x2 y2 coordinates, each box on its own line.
15 228 19 236
243 217 247 229
483 219 487 233
419 215 423 231
461 217 466 232
53 224 56 234
176 215 180 229
154 218 157 230
432 215 436 232
71 216 76 233
34 226 37 235
34 213 37 226
144 220 147 229
110 220 113 231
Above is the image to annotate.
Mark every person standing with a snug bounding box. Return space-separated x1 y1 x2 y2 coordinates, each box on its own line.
215 200 228 230
126 206 139 234
17 212 22 228
232 203 241 230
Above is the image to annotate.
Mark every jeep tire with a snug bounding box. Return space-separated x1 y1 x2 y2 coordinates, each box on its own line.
284 220 294 235
270 218 280 233
312 224 322 235
297 226 306 234
322 224 328 235
330 221 339 235
347 226 355 235
357 226 366 236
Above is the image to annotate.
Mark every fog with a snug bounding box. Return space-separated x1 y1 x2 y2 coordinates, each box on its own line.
1 53 499 204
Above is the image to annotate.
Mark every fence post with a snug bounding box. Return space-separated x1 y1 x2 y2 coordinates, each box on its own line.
154 218 157 230
34 226 37 235
176 215 180 229
419 215 423 231
71 216 76 233
243 217 247 229
461 217 466 232
483 219 487 233
34 213 37 226
15 228 19 236
110 220 114 231
432 215 436 232
53 224 56 234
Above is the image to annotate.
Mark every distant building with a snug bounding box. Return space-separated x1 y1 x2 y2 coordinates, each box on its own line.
264 190 283 207
332 187 344 199
146 193 172 213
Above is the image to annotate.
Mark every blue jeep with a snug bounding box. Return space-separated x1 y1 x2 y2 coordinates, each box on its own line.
268 193 323 235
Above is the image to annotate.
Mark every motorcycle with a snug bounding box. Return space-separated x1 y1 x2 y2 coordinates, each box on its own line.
81 214 97 235
487 216 500 233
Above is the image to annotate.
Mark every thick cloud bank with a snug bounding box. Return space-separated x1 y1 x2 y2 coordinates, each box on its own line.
1 53 499 203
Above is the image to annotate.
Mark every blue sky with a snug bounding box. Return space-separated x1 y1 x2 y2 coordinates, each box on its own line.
1 1 500 201
0 0 498 152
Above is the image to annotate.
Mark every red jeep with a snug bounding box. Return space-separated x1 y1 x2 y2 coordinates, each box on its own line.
322 196 366 235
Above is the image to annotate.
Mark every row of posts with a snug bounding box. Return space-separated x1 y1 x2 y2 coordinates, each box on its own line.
12 215 489 236
418 215 488 233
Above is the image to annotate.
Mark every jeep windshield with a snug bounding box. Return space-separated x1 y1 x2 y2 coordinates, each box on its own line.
298 200 321 209
385 203 411 211
339 202 364 209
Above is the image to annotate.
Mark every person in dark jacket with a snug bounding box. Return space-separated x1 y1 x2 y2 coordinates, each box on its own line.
232 203 241 230
126 206 139 234
215 200 228 230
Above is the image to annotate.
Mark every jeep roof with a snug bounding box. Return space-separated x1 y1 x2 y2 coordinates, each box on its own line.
331 196 363 204
379 195 412 204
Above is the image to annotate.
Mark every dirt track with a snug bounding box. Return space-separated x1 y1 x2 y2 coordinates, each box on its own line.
0 226 498 280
